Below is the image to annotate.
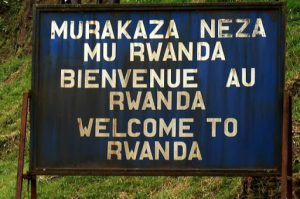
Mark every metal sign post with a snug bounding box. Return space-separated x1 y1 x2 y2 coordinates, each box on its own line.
16 92 35 199
281 93 293 199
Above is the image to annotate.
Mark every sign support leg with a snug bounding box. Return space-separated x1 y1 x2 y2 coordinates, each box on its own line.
31 175 37 199
16 92 33 199
281 93 292 199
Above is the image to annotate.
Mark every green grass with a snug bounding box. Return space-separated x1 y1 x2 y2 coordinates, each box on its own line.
0 145 20 198
0 0 299 198
286 0 300 120
0 56 30 198
36 176 241 198
0 0 22 59
293 98 300 121
0 57 31 137
286 17 300 82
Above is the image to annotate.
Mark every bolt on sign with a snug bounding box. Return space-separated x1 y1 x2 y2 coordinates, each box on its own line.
31 3 285 175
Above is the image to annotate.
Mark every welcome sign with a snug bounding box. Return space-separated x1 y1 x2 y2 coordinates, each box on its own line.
31 3 285 175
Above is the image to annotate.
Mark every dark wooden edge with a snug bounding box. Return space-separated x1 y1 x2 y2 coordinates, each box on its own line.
16 92 32 199
30 4 40 173
33 2 286 11
281 93 293 198
31 176 37 199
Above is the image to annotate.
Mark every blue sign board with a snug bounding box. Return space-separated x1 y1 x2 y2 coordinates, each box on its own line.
31 3 285 175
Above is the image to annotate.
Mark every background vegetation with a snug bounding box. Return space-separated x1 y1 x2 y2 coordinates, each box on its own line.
0 0 299 198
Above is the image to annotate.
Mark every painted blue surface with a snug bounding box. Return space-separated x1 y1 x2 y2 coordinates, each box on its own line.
31 6 284 172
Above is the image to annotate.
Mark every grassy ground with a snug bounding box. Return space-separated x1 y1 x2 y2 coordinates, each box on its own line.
286 0 300 121
0 0 299 198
